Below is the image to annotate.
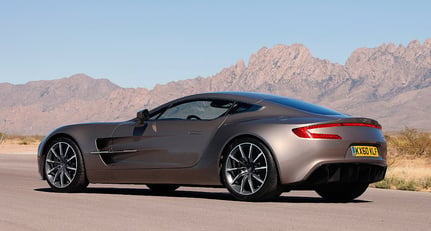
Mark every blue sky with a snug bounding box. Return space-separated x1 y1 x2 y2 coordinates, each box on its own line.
1 0 430 89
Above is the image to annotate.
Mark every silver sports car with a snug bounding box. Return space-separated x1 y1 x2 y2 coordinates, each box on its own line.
37 92 387 201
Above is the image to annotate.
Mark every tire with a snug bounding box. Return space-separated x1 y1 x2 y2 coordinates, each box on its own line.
44 137 88 192
147 184 179 194
315 183 369 202
221 138 281 201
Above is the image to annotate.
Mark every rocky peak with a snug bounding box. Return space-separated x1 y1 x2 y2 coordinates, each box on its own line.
424 38 431 48
345 40 431 98
407 40 421 49
248 44 313 69
0 74 120 108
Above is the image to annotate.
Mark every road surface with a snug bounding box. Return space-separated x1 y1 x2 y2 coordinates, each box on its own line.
1 154 430 230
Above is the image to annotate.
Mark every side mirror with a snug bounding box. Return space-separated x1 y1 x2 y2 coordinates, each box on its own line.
137 109 150 124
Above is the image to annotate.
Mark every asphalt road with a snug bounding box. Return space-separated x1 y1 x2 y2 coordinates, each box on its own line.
1 154 430 231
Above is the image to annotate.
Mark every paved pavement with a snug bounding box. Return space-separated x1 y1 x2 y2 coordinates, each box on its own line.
1 154 430 230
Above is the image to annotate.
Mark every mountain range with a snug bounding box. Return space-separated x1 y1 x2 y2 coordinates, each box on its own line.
1 39 430 135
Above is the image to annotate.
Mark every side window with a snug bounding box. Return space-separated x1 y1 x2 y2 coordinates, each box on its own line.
229 102 261 114
149 111 162 120
157 100 233 120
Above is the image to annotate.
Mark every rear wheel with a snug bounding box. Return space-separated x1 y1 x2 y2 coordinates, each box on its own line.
222 138 281 201
315 183 369 202
44 137 88 192
147 184 179 194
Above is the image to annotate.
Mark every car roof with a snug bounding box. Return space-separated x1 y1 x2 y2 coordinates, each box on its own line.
188 91 281 102
198 91 276 98
149 91 344 117
187 92 344 116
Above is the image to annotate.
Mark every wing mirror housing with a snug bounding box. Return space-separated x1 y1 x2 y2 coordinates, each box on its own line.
137 109 150 124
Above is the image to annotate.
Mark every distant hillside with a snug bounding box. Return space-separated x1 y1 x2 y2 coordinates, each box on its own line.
1 39 430 135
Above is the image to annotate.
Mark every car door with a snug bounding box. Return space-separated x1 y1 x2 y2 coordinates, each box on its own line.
106 99 233 169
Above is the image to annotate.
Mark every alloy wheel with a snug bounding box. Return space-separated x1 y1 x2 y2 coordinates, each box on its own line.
224 142 268 195
45 141 78 188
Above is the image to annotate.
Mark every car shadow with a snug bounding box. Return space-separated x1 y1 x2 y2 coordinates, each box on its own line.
34 187 371 203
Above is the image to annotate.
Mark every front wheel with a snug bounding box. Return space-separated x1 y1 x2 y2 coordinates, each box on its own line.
221 138 281 201
315 183 369 202
44 137 88 192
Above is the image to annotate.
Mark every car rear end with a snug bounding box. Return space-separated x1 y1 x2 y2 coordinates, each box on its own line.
276 117 387 188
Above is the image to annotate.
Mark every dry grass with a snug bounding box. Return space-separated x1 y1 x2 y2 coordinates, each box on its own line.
372 128 431 192
372 157 431 192
0 132 6 144
0 134 43 154
385 127 431 157
3 134 44 145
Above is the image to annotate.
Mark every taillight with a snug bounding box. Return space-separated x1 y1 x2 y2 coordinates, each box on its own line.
292 123 381 140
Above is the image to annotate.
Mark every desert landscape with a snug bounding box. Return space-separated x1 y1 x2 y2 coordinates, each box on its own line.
1 40 430 192
2 2 430 230
1 40 431 136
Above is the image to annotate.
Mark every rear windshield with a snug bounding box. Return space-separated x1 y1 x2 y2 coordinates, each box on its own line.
266 97 344 115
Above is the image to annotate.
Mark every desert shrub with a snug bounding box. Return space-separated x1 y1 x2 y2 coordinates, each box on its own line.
18 135 44 145
373 177 416 191
0 132 5 144
373 176 431 191
19 139 30 145
373 178 392 189
1 134 44 145
396 178 417 191
419 178 431 190
382 137 398 166
388 127 431 157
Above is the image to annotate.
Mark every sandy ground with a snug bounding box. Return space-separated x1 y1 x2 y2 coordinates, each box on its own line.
0 144 38 155
0 136 40 154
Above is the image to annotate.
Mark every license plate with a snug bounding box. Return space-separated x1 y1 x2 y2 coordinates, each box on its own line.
351 146 379 157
